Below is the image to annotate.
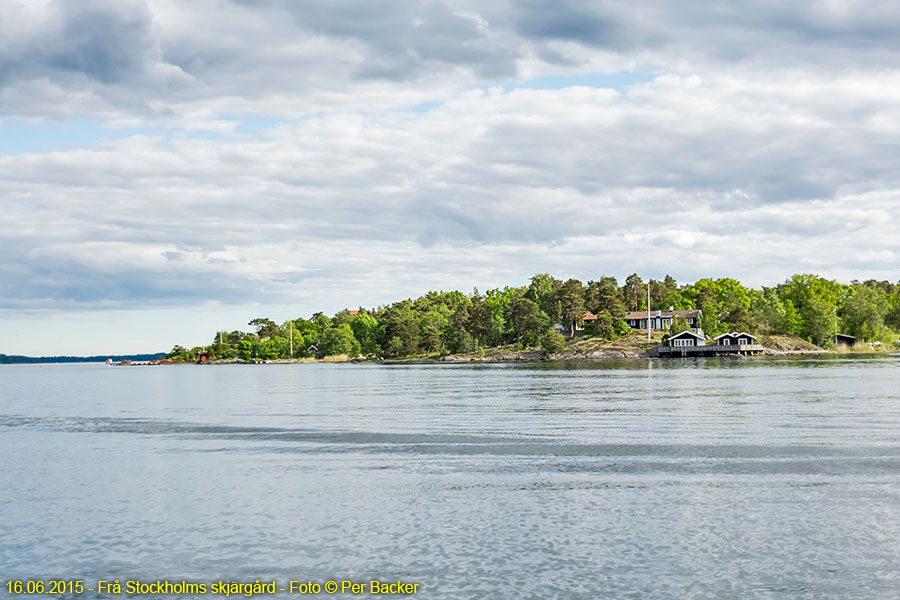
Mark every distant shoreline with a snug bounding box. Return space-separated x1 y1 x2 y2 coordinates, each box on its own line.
0 353 166 365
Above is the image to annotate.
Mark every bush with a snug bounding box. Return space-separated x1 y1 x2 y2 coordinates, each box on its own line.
540 329 567 357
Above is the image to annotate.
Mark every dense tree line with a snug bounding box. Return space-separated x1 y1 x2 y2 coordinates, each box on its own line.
167 274 900 361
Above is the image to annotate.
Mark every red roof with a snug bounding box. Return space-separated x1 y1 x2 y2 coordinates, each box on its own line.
348 310 360 316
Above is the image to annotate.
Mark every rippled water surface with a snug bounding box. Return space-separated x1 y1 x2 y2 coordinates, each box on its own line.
2 357 900 598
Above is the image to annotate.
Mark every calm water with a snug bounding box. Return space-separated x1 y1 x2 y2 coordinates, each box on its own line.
2 357 899 599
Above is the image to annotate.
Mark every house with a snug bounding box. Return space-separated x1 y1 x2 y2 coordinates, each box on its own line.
713 332 757 346
667 330 706 347
625 308 702 331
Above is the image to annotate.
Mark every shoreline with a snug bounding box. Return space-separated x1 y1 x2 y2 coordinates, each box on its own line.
137 334 895 366
155 348 850 366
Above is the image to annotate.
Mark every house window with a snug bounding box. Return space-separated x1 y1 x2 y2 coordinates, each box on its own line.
738 338 749 345
722 338 731 345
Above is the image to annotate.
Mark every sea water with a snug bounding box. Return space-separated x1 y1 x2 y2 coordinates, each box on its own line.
2 357 899 598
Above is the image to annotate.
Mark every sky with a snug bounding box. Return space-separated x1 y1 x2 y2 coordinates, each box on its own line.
1 0 899 355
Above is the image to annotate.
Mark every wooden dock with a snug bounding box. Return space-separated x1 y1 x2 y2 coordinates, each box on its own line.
657 344 765 357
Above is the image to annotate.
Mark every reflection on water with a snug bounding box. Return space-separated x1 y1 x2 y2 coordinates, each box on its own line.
1 357 899 598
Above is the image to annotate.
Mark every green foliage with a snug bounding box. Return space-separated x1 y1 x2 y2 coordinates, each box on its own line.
842 285 887 341
349 312 380 356
623 273 644 312
181 272 900 361
318 324 361 357
237 339 256 361
540 328 567 356
556 279 585 336
586 277 626 318
801 297 835 346
165 345 195 362
467 291 493 343
699 302 721 337
527 273 561 322
668 317 691 336
378 301 420 357
248 317 278 338
508 297 550 345
585 310 626 340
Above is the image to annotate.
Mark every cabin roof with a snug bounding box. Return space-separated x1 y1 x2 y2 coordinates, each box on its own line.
669 330 705 340
714 331 757 340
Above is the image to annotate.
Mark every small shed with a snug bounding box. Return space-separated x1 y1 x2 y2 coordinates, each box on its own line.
668 330 706 347
834 333 856 348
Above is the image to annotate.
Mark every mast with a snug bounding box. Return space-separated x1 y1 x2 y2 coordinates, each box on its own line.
290 321 294 357
833 307 837 346
647 280 651 341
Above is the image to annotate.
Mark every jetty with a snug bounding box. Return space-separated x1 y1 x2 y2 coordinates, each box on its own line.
657 343 765 357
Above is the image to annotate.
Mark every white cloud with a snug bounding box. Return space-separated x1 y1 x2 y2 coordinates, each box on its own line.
2 1 900 353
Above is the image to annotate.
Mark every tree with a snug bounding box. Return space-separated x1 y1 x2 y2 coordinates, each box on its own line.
623 273 644 312
378 301 420 356
419 309 448 353
248 318 277 339
526 273 561 322
801 298 835 346
842 285 887 341
237 339 256 361
467 290 493 343
165 345 194 362
508 297 550 345
318 324 361 357
485 286 525 344
699 302 721 337
349 312 381 356
586 310 626 340
444 303 476 353
668 317 691 336
660 274 684 309
556 279 585 336
596 277 626 317
540 328 566 356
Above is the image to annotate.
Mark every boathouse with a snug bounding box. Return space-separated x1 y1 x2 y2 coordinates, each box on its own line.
667 330 706 347
658 330 763 356
713 332 757 346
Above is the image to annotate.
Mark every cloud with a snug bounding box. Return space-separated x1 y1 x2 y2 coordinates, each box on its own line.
3 1 900 123
3 75 900 314
2 1 900 354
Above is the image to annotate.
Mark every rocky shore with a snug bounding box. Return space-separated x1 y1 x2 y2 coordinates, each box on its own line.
163 333 843 365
